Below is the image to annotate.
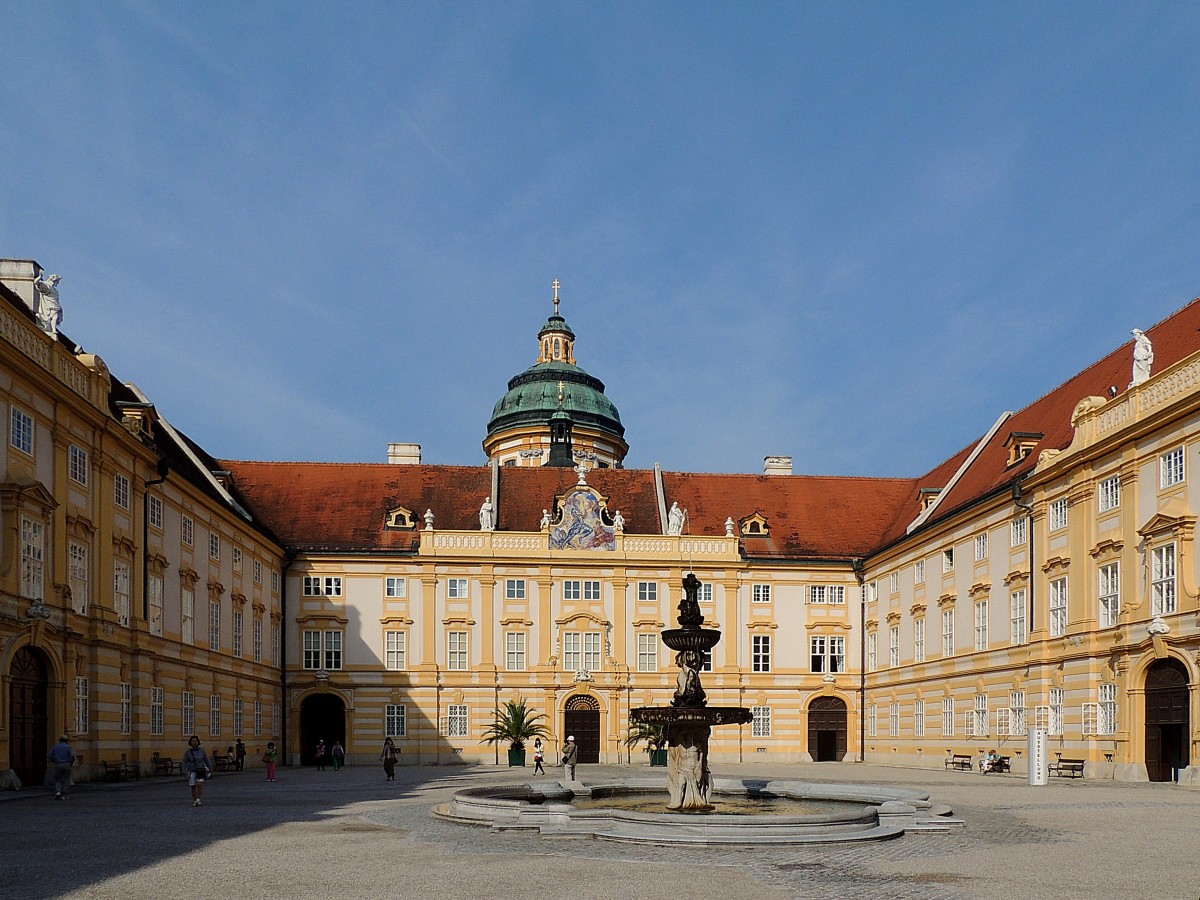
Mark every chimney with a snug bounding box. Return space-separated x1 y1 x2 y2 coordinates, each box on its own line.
387 443 421 465
763 456 792 476
0 259 42 315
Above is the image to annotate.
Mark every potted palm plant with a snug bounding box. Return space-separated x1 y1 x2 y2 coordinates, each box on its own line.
624 722 669 766
481 698 549 767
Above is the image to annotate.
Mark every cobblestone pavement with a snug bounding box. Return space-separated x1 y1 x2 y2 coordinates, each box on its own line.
2 761 1199 900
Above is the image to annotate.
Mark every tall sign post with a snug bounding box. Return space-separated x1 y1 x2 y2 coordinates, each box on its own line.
1028 727 1048 786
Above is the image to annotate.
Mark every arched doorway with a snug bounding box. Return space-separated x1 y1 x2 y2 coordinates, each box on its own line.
563 695 600 763
1145 658 1190 782
299 693 346 765
808 696 847 762
9 647 49 787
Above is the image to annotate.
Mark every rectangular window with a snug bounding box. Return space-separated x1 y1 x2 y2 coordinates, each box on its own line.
809 635 844 672
583 632 601 671
752 634 771 672
1049 687 1065 736
914 699 926 737
637 581 657 602
1011 517 1028 547
752 584 772 603
889 625 899 667
942 697 954 736
445 704 468 738
303 630 343 670
941 609 955 657
1010 690 1027 737
914 559 925 584
810 635 827 671
120 682 132 735
698 583 713 603
563 632 581 671
1099 683 1118 735
75 677 89 733
182 515 194 547
209 600 221 651
1010 589 1027 645
866 632 877 671
974 600 989 650
890 702 899 737
1049 498 1068 531
253 559 263 585
865 581 877 603
232 610 243 657
114 561 131 626
385 631 407 670
504 578 525 600
114 473 130 510
10 407 33 454
829 585 846 604
271 623 280 666
1152 544 1177 616
234 698 243 737
272 571 280 594
752 706 771 737
1049 578 1067 637
69 444 89 485
1098 475 1121 512
969 695 988 737
182 691 195 736
386 704 407 737
447 631 468 670
148 573 164 636
1161 446 1185 488
272 704 280 738
563 580 581 601
68 541 88 614
232 547 242 573
210 695 221 736
942 548 954 573
583 580 601 601
255 700 263 737
1099 563 1120 628
913 618 925 663
209 533 220 561
889 571 899 594
151 686 164 735
447 578 469 599
253 617 263 662
182 587 195 643
303 575 344 596
324 630 343 669
868 704 877 738
974 532 988 561
149 494 164 529
20 517 44 601
505 632 526 671
809 585 826 604
637 633 658 672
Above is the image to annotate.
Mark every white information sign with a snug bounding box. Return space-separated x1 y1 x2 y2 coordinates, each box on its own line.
1028 727 1048 786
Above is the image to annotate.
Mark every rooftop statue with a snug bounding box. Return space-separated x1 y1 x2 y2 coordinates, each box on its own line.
1130 328 1154 387
667 502 686 535
479 497 495 531
34 272 62 338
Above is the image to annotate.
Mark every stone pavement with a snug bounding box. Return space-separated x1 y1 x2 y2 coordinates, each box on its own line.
2 760 1199 900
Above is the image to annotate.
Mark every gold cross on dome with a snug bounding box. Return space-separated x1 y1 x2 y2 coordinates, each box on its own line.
558 381 565 404
552 278 560 313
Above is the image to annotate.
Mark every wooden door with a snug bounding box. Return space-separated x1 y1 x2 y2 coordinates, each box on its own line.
564 695 600 763
1145 659 1189 782
9 647 49 787
807 696 848 762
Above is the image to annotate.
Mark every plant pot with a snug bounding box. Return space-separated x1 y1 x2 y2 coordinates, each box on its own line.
507 748 527 767
649 749 668 767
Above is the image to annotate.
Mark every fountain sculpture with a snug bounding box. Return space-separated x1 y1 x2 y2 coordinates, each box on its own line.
630 573 752 809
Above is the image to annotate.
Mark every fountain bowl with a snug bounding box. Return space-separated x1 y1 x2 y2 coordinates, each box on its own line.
660 627 722 653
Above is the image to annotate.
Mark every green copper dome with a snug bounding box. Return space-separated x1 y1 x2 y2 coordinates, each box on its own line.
486 360 625 440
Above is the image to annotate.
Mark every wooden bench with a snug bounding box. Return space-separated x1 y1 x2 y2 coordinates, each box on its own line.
152 753 182 776
101 759 140 781
945 753 974 771
1049 758 1085 778
213 754 237 772
981 755 1011 774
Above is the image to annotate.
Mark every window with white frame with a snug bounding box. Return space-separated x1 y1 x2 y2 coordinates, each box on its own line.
1160 446 1185 488
1099 682 1117 735
271 623 280 666
505 632 527 671
148 573 163 636
182 690 195 735
114 561 131 626
114 473 130 510
447 578 469 599
889 625 899 667
563 579 601 601
890 702 899 737
1099 562 1120 628
914 698 926 737
271 571 280 594
868 704 877 737
69 444 89 485
698 582 713 603
914 559 925 584
232 609 243 656
1011 517 1028 547
210 695 221 735
255 700 263 736
74 677 89 733
865 581 878 603
303 575 343 597
966 694 988 737
233 698 243 737
942 548 954 572
699 648 713 672
1049 577 1067 637
637 633 658 672
182 587 195 643
752 634 771 672
504 578 525 600
445 704 468 737
889 571 899 594
914 617 925 663
385 631 407 670
1035 688 1064 736
1010 589 1027 645
272 703 280 737
866 631 877 671
637 581 658 602
208 600 220 651
386 703 407 737
1151 544 1177 616
149 494 164 529
182 515 194 546
1010 690 1027 736
447 631 469 670
69 541 88 614
942 609 955 656
10 407 33 454
582 632 602 670
120 682 131 735
303 629 343 670
974 600 988 650
1098 475 1121 512
810 635 845 672
752 583 772 603
232 547 242 573
386 575 408 598
942 697 954 736
209 532 220 561
253 617 263 662
20 517 43 601
150 686 164 735
253 558 263 585
810 585 846 604
1049 498 1068 531
751 705 771 737
974 532 988 561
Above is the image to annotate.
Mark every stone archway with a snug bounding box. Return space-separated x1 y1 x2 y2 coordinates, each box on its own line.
563 694 600 763
9 646 50 787
1145 658 1190 782
808 696 848 762
299 693 346 765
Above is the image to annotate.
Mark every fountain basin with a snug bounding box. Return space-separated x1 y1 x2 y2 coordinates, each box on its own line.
630 706 753 726
660 627 722 653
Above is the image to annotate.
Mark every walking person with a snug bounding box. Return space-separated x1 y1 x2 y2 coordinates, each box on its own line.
261 742 278 781
47 735 73 800
235 738 246 771
532 737 545 775
380 737 397 781
314 739 327 771
331 740 345 770
184 735 212 807
562 735 578 782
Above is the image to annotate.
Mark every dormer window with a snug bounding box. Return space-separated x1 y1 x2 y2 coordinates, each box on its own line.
386 506 417 530
919 488 940 511
740 512 770 536
1005 431 1044 467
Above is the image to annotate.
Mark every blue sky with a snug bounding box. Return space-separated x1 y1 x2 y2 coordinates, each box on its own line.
4 3 1199 476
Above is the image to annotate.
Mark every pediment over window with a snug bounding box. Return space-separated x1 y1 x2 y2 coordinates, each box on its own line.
739 512 770 536
385 506 417 530
0 477 57 515
1089 539 1125 560
1139 504 1196 542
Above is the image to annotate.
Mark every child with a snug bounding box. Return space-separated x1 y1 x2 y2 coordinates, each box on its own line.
262 742 278 782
